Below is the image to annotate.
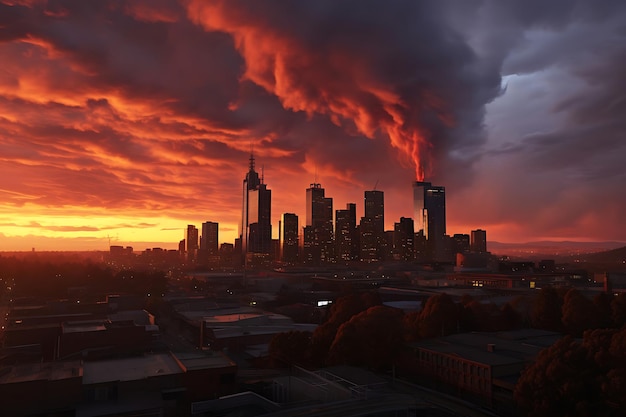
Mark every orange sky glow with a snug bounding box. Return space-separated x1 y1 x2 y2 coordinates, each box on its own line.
1 0 624 251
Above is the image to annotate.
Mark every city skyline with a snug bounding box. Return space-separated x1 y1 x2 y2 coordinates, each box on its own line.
1 1 625 251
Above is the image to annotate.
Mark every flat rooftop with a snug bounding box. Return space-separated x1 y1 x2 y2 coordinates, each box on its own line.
62 321 107 334
82 353 182 385
174 351 236 371
0 360 82 384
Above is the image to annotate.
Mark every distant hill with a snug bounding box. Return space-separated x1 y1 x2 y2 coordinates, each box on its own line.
583 245 626 265
488 241 626 260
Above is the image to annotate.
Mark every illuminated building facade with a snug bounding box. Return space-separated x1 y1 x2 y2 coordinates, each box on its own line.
241 154 272 257
413 181 446 261
304 183 334 263
282 213 299 264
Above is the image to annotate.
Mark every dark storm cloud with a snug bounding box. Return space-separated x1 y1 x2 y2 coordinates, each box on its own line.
0 0 624 245
187 0 505 180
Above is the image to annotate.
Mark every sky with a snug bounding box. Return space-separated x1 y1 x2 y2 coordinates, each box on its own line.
0 0 625 251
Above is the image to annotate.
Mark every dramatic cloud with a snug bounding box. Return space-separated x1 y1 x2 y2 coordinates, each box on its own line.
0 0 624 250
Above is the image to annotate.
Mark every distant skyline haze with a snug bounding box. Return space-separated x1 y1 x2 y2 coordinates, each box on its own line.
0 0 625 251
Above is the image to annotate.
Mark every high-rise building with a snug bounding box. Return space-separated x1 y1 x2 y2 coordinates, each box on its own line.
360 190 385 261
394 217 415 261
186 225 199 261
304 183 334 263
241 153 272 257
413 181 446 261
335 203 357 261
452 233 470 254
364 190 384 234
201 221 219 255
282 213 299 264
359 216 377 261
470 229 487 253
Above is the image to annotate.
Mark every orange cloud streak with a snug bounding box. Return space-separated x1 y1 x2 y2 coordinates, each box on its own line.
187 0 453 181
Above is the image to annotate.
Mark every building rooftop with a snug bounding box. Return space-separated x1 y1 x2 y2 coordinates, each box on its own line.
173 351 236 371
82 353 182 385
412 329 563 368
0 360 82 384
416 339 522 367
62 320 107 334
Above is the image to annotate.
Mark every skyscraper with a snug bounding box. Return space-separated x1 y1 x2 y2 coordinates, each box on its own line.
201 221 219 255
304 183 334 263
364 190 384 234
241 153 272 257
470 229 487 253
186 224 199 262
360 190 385 261
394 217 415 261
335 203 357 262
413 181 446 261
282 213 299 264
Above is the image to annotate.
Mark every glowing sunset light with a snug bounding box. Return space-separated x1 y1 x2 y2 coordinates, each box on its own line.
0 0 624 251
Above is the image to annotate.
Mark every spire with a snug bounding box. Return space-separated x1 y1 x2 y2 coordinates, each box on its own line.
249 151 255 172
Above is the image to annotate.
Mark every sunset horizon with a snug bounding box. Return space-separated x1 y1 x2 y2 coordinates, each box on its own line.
1 0 624 251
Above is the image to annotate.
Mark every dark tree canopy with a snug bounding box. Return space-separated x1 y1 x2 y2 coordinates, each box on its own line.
561 289 602 337
530 287 563 332
515 328 626 417
328 305 405 370
310 291 381 364
417 293 460 338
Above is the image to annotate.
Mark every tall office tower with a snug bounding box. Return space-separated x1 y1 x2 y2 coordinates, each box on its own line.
335 203 357 262
305 183 334 263
360 190 385 261
364 190 384 234
282 213 299 264
470 229 487 253
413 181 446 261
452 233 470 254
241 153 272 256
201 221 219 255
359 216 377 261
394 217 415 261
186 225 199 261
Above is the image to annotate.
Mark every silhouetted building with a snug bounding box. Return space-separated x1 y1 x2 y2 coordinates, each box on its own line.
359 190 385 261
359 217 377 261
282 213 299 264
187 225 199 262
471 229 487 253
452 234 471 254
304 183 334 263
335 203 357 262
394 217 415 261
241 153 272 258
413 181 446 261
201 221 219 255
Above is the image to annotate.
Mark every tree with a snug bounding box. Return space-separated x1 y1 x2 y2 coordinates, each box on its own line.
515 336 604 417
593 292 613 328
562 289 602 337
515 328 626 416
310 291 381 365
417 293 460 338
530 287 563 332
328 305 405 370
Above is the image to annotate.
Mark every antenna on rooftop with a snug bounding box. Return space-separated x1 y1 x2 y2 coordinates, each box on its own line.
373 179 379 190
